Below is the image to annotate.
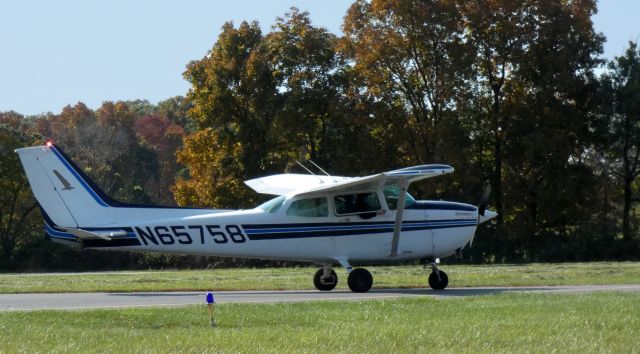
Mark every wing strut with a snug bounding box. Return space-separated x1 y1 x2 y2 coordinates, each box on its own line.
389 179 408 257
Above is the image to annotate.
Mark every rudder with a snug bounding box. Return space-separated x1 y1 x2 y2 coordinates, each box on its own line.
15 144 116 227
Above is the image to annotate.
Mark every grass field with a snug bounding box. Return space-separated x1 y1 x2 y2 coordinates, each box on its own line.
1 292 638 353
1 262 639 294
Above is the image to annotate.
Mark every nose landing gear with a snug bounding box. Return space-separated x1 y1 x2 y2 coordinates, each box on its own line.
427 259 448 290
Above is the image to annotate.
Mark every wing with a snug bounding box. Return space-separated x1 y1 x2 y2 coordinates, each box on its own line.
245 165 453 197
293 164 454 197
244 174 351 196
385 164 454 183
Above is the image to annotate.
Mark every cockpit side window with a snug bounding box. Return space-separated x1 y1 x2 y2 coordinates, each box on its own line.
257 195 286 213
383 184 416 210
334 192 382 216
286 197 329 217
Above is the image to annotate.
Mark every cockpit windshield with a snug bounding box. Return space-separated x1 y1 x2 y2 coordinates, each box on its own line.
257 195 286 213
383 184 416 210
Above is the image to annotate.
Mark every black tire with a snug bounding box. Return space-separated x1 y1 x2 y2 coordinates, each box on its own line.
428 270 449 290
347 268 373 293
313 268 338 291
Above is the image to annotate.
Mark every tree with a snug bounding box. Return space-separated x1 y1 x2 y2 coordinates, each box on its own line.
157 96 192 130
172 128 249 208
176 21 279 208
601 41 640 242
460 0 531 233
135 114 185 205
343 0 475 165
458 0 604 260
0 117 40 267
266 8 344 166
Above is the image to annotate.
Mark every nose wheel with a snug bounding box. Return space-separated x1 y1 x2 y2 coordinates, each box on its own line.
313 267 338 291
428 260 448 290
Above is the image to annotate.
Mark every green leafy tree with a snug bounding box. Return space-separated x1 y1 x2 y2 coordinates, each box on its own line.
341 0 482 205
458 0 604 261
600 41 640 243
460 0 532 232
266 8 343 166
157 96 193 130
0 116 41 267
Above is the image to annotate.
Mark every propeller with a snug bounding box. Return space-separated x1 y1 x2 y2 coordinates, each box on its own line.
471 183 493 248
478 183 491 217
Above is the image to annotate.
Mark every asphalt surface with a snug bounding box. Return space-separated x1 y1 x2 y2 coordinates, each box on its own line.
1 284 639 311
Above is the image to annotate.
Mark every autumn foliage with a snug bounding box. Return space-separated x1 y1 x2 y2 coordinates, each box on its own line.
1 2 639 270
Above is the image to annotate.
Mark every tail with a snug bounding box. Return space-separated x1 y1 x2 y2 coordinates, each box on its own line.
16 143 221 248
15 143 118 228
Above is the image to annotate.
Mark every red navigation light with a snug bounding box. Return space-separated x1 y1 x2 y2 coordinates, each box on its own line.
46 141 53 147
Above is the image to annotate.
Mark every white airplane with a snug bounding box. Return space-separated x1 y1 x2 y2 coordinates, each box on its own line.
16 143 497 292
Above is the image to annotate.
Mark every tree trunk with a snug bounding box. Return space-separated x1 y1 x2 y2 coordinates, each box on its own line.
494 129 503 229
491 81 504 234
622 174 632 241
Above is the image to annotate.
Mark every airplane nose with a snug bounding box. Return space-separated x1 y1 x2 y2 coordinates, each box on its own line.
478 210 498 224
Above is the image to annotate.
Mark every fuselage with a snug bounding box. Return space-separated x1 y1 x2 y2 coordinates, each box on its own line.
46 198 479 264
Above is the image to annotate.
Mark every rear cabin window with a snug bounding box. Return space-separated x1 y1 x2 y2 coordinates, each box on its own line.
286 197 329 217
334 192 382 216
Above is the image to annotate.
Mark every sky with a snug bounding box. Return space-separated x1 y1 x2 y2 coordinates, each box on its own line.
1 0 639 115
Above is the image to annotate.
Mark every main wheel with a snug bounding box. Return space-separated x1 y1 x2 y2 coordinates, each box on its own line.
428 270 449 290
347 268 373 293
313 268 338 291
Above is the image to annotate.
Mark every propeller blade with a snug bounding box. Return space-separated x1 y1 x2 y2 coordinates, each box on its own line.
478 184 491 216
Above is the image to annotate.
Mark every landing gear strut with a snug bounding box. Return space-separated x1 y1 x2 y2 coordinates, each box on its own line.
313 266 338 291
428 259 448 290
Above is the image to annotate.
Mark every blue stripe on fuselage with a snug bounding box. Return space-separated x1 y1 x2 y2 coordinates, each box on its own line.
407 201 476 211
242 219 477 240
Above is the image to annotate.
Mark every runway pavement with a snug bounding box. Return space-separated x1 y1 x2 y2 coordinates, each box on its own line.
1 284 639 311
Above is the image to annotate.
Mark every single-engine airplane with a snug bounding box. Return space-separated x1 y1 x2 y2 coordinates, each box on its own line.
16 143 497 292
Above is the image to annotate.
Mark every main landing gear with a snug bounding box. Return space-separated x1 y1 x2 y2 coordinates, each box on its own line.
313 259 448 292
347 268 373 293
313 267 338 291
313 262 373 293
427 259 448 290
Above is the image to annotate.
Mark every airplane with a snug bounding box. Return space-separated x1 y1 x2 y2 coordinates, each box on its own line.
15 142 497 292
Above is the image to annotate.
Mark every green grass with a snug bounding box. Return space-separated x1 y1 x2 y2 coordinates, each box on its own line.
1 262 639 294
1 292 638 353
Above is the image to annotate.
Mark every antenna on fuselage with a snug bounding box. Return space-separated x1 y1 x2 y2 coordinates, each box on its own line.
308 160 331 177
295 160 316 175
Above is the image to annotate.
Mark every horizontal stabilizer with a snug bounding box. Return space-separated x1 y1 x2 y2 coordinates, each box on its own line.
62 228 128 241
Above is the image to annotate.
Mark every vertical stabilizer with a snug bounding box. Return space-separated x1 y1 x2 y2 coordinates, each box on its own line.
15 144 116 227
